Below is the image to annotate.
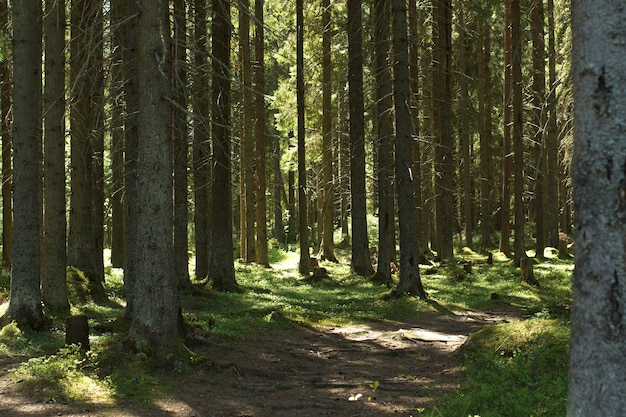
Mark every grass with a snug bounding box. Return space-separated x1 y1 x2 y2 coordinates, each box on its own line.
0 244 573 415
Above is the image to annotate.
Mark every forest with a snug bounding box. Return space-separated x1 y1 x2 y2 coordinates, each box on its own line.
0 0 622 415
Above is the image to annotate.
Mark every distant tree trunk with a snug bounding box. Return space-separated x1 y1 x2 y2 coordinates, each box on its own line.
296 0 310 275
546 0 559 248
339 110 350 241
69 0 105 295
319 0 337 263
2 0 46 328
209 0 237 290
531 0 546 260
478 9 494 250
457 5 472 249
373 0 393 283
391 0 426 298
511 0 525 266
193 0 211 280
432 0 454 261
287 168 297 243
110 0 125 268
123 0 140 317
272 133 286 243
239 0 256 264
129 0 180 355
408 0 423 259
0 0 11 268
499 0 512 257
347 0 374 277
569 2 626 414
173 0 190 287
42 0 69 313
254 0 269 266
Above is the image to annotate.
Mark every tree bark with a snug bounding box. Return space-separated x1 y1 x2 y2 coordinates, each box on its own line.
3 0 46 328
546 0 559 248
347 0 374 277
0 0 11 268
391 0 426 299
499 0 512 257
209 0 237 290
129 0 180 355
296 0 310 275
569 2 626 414
42 0 69 313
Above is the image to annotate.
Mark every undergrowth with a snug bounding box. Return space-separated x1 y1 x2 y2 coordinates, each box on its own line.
0 245 573 414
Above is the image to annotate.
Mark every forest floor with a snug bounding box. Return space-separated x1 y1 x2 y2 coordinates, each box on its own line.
0 304 520 417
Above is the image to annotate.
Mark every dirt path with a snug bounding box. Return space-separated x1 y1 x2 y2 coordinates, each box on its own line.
0 307 519 417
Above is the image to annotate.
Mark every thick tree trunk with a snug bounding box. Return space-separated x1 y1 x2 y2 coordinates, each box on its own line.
3 0 46 328
347 0 374 277
546 0 559 248
391 0 426 299
569 3 626 414
42 0 69 313
129 0 180 355
499 0 512 257
209 0 237 290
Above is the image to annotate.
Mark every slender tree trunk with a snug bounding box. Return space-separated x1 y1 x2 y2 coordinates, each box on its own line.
392 0 426 298
319 0 337 263
478 9 494 250
546 0 559 248
347 0 374 277
254 0 269 266
42 0 69 313
240 0 256 264
296 0 310 275
531 0 546 260
272 132 286 243
123 0 140 317
209 0 237 290
511 0 525 266
2 0 46 328
499 0 512 257
373 0 393 283
110 0 125 268
0 0 11 268
172 0 190 287
288 168 297 243
569 2 626 414
129 0 180 355
432 0 454 261
193 0 211 280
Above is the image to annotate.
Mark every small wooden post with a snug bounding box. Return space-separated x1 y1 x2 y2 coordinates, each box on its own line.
66 315 90 350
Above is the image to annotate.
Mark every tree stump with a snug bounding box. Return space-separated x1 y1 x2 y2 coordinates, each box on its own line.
487 252 493 265
558 237 570 259
520 256 540 287
66 315 90 350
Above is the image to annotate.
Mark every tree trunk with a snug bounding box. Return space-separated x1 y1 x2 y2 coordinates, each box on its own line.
2 0 46 328
296 0 310 276
42 0 69 313
432 0 454 261
546 0 559 248
373 0 393 283
391 0 426 298
0 0 11 268
511 0 525 266
254 0 269 266
172 0 190 287
209 0 237 290
272 133 286 244
499 0 512 257
192 0 211 280
110 0 125 268
319 0 337 263
129 0 180 355
347 0 374 277
569 3 626 414
531 0 546 260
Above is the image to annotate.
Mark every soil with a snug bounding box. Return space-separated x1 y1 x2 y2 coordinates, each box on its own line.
0 307 519 417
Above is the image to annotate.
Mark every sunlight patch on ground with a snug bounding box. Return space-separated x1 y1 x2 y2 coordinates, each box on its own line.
271 250 300 270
